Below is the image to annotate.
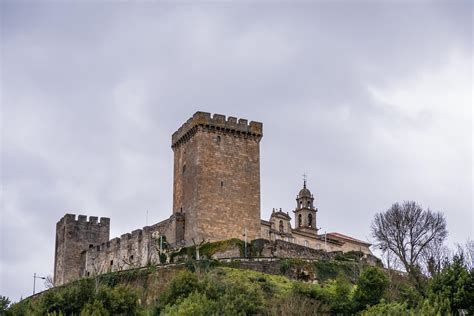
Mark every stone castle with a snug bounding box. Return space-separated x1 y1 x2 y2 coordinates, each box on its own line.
54 111 373 286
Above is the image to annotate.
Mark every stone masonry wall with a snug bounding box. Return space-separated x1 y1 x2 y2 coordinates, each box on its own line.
172 112 263 245
54 214 110 286
84 215 180 277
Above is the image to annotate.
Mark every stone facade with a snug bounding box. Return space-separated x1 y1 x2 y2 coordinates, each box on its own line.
54 214 109 286
53 111 374 286
260 182 373 255
172 112 263 244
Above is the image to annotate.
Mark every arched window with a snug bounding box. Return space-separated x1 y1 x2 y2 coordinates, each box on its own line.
279 220 284 232
308 214 312 227
299 201 303 208
307 201 311 207
298 214 302 227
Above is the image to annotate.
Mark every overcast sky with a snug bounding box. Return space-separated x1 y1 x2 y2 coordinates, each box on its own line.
1 1 472 301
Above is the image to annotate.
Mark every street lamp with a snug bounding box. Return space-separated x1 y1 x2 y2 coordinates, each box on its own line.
33 273 46 295
243 227 247 258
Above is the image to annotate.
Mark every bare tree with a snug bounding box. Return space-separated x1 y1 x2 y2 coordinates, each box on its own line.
371 201 447 274
44 274 54 289
420 238 450 276
192 238 208 260
151 232 182 264
455 239 474 270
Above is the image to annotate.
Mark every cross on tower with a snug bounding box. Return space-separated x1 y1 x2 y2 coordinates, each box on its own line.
303 173 307 187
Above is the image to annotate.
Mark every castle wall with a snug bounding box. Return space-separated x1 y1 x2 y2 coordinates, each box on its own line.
54 214 110 286
172 112 263 244
84 215 183 277
84 227 156 276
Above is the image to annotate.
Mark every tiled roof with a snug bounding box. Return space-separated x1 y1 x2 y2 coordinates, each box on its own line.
326 232 371 246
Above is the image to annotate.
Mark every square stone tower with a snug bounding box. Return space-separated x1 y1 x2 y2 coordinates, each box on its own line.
171 112 263 245
54 214 110 286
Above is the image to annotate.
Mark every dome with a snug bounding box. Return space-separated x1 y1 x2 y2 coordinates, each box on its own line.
298 181 312 197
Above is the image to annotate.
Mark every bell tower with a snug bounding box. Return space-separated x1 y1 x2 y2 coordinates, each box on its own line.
293 179 318 235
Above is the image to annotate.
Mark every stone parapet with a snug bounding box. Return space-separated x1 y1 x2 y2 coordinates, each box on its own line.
171 112 263 149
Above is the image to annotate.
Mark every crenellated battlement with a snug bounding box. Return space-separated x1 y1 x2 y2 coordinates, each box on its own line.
171 111 263 149
60 213 110 226
54 213 110 286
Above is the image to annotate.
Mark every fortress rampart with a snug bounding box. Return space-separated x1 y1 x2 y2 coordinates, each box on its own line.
83 213 185 278
171 112 263 149
54 214 110 286
84 226 156 276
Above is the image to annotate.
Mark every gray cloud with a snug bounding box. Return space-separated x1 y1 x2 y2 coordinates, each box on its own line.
1 1 472 301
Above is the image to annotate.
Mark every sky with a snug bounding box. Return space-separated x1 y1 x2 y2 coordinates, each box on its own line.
1 0 472 302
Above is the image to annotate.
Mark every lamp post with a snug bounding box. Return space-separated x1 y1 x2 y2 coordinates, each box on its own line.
33 273 46 295
243 227 247 258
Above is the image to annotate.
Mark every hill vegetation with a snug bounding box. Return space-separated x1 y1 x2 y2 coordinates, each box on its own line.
2 248 473 315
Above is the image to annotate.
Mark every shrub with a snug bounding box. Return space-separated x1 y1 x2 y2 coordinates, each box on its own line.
37 278 95 315
0 296 11 314
417 295 452 315
314 260 360 282
279 260 290 275
161 291 217 316
156 270 201 312
95 285 139 315
80 300 109 316
317 274 354 314
360 299 409 316
214 278 265 315
353 267 389 311
428 254 474 314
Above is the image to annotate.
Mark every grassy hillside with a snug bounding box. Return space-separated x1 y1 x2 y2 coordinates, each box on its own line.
4 241 473 315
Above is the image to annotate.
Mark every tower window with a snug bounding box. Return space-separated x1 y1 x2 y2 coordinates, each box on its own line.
279 220 284 233
182 164 186 173
220 181 224 187
216 136 221 144
308 214 313 227
110 260 113 266
307 201 311 207
298 214 302 227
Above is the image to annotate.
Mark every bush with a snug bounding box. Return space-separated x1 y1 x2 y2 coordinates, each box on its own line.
156 270 201 312
266 294 325 316
318 274 354 314
161 291 217 316
95 285 139 315
360 299 409 315
80 300 109 316
353 267 389 311
213 278 265 315
417 295 452 315
37 278 95 315
279 260 290 275
314 260 360 282
0 296 11 314
428 254 474 314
